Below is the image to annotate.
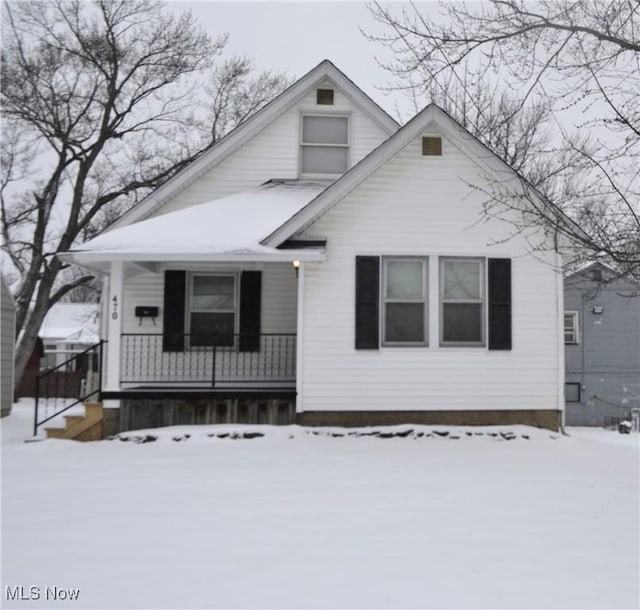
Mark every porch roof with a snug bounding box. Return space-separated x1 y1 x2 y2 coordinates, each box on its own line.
61 181 327 269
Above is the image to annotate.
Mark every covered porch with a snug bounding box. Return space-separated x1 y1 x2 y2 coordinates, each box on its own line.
59 181 327 432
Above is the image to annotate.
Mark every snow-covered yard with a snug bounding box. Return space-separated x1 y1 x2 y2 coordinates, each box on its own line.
2 399 638 609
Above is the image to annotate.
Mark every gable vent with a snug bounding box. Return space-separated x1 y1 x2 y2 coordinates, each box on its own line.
316 88 334 105
422 136 442 156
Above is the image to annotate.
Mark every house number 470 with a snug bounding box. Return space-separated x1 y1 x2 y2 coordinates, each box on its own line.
112 295 118 320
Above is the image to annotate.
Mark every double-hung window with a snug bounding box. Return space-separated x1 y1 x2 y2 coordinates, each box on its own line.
382 258 428 345
189 274 236 347
300 115 349 176
440 258 485 346
564 312 579 344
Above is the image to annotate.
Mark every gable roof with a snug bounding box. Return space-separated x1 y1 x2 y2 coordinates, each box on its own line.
109 59 399 231
263 103 585 247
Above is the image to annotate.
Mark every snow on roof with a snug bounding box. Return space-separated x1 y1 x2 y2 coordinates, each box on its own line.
72 182 325 258
40 303 99 344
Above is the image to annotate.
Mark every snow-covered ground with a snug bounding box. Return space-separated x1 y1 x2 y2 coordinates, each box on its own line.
1 399 638 609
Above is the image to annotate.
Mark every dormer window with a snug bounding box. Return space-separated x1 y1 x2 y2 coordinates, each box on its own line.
316 88 334 105
300 114 349 176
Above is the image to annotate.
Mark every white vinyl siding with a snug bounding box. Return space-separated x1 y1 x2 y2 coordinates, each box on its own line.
121 263 297 336
297 132 561 413
152 85 390 218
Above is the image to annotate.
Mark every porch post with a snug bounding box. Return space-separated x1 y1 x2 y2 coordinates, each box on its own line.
103 261 123 408
295 262 305 414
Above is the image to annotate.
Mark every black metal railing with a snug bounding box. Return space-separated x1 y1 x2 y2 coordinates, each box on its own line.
603 414 640 432
121 333 296 386
34 340 104 436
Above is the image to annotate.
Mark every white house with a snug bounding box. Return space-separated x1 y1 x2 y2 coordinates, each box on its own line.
59 60 566 436
40 302 100 369
1 275 16 417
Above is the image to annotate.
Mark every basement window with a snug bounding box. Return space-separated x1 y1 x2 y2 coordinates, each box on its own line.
565 383 581 403
422 136 442 156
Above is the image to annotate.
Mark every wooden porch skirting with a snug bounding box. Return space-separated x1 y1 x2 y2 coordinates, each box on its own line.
106 397 560 435
297 410 561 431
116 396 296 433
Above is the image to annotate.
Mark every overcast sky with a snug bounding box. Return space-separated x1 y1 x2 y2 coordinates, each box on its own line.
169 1 426 120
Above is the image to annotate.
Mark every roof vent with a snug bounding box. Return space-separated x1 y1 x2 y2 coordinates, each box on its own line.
317 88 334 105
422 136 442 156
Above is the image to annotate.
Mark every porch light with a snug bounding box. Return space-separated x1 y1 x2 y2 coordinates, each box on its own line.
292 260 300 278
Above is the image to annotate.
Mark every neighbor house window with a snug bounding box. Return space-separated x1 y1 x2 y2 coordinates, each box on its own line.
300 115 349 176
565 382 581 403
189 274 236 347
564 311 579 344
440 258 485 346
382 257 428 345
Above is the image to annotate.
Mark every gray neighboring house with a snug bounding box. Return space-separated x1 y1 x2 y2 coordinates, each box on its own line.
1 275 16 417
564 262 640 426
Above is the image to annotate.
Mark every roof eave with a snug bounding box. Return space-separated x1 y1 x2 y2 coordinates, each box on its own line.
59 249 327 266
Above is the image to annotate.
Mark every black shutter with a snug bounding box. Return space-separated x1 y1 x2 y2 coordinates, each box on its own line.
488 258 512 350
239 271 262 352
355 256 380 350
163 270 186 352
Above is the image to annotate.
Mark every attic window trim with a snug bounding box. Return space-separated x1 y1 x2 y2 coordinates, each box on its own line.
422 135 443 157
299 113 350 178
316 88 335 105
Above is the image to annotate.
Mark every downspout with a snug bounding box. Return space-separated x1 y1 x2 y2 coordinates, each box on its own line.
556 250 568 435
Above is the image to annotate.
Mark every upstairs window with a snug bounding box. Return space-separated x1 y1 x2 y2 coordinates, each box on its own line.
564 311 579 344
301 115 349 176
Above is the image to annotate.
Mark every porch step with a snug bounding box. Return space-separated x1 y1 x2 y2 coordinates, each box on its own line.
45 402 104 441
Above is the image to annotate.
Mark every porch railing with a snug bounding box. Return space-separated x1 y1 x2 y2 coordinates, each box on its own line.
34 340 104 436
121 333 296 386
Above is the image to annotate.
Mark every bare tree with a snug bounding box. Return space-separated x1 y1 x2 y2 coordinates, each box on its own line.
1 0 290 388
206 56 292 144
367 0 640 280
